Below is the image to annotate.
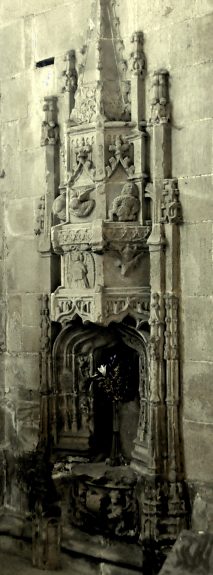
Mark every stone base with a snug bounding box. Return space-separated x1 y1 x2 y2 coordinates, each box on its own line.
62 525 143 571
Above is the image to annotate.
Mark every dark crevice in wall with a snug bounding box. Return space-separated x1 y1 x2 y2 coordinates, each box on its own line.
36 57 54 68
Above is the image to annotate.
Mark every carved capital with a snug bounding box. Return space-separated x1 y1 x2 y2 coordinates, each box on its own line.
130 31 146 78
161 179 182 224
41 97 59 147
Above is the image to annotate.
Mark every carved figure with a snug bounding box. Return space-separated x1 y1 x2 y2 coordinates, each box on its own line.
52 193 66 222
70 186 95 218
109 182 140 222
71 252 89 289
41 97 59 146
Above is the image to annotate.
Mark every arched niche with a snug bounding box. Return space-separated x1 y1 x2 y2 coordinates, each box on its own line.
52 317 149 468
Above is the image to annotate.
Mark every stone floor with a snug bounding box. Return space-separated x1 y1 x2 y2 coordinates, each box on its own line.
0 552 94 575
0 550 140 575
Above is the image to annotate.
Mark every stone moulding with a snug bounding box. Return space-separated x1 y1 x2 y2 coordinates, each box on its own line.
51 287 150 326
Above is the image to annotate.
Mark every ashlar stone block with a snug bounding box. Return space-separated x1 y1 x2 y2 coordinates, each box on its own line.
171 63 213 125
1 75 29 122
5 353 40 392
22 294 41 327
180 222 213 297
6 198 35 237
183 420 213 483
34 2 89 62
0 20 24 78
181 296 213 362
178 176 213 224
183 360 213 424
193 13 213 64
20 149 46 199
170 19 195 70
6 237 52 293
172 119 213 178
7 295 22 353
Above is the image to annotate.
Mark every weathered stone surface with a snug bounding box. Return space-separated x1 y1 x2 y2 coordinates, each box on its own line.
22 326 40 353
5 354 40 392
195 0 213 17
183 361 213 424
172 120 213 178
6 198 34 236
183 420 213 483
191 482 213 534
0 302 6 353
171 63 213 125
7 296 22 352
19 113 42 152
6 238 51 293
34 2 89 61
180 223 213 296
193 13 213 64
182 296 213 362
1 75 29 122
0 20 24 78
145 26 170 72
21 150 46 199
134 0 194 31
23 15 35 70
170 20 194 70
179 176 213 224
22 294 41 327
159 530 213 575
0 262 5 297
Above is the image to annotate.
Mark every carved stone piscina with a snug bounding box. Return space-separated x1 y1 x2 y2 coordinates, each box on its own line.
33 0 188 571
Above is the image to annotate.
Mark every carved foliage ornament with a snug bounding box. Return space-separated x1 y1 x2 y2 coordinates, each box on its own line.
106 135 135 179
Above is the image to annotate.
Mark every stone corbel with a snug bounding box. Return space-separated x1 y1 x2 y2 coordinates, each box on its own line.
35 97 59 256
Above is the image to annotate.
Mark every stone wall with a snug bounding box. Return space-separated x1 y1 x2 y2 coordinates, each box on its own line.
0 0 212 525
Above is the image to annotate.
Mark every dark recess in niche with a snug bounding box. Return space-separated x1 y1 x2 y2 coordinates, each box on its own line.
36 57 55 68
